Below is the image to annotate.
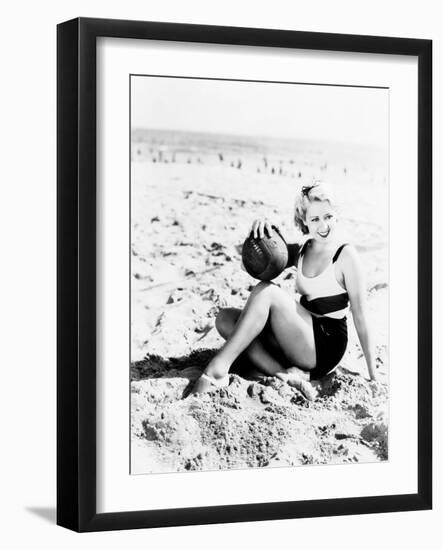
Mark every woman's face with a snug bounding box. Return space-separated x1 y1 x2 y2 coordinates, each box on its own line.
304 200 338 242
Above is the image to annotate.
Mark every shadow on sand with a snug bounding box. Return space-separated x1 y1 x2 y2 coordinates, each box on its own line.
131 348 262 398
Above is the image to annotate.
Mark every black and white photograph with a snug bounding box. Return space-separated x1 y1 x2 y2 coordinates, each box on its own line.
130 75 390 475
1 0 439 540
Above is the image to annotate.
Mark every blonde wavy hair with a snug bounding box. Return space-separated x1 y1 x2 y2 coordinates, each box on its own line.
294 181 339 235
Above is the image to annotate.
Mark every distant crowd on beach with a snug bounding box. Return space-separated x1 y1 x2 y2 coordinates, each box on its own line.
132 143 346 180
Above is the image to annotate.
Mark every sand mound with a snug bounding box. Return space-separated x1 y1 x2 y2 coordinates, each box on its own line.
131 354 388 473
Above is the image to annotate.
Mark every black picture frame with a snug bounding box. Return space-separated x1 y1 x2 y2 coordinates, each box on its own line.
57 17 432 532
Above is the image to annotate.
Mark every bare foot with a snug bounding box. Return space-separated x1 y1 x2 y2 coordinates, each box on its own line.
278 370 317 401
286 366 310 381
189 373 230 396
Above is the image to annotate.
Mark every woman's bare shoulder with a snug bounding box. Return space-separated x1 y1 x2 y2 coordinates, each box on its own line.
340 243 360 262
338 244 364 279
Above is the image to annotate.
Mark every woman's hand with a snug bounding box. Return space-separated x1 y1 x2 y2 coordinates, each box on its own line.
250 219 278 239
369 366 387 384
368 375 388 399
369 371 379 383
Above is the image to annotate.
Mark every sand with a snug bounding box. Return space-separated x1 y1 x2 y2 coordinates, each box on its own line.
130 131 389 474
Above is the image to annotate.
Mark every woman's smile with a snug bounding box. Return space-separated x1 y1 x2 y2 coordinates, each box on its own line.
304 200 337 242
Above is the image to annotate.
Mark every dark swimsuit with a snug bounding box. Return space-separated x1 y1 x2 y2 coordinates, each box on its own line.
296 241 349 379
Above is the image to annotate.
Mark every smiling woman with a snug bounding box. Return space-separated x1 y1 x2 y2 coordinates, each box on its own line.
192 180 378 397
304 201 337 239
294 181 339 237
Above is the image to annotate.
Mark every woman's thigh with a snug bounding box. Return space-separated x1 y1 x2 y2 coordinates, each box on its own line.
217 288 316 369
217 307 281 351
266 287 316 369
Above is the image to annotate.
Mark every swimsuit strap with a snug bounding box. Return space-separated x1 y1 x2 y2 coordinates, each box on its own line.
332 244 348 263
299 239 312 257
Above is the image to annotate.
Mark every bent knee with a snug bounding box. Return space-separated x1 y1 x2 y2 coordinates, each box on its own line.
255 281 274 290
215 308 240 338
252 281 294 313
250 280 276 297
252 281 284 301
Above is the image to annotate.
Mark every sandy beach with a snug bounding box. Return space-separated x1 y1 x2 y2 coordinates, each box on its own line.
130 129 389 474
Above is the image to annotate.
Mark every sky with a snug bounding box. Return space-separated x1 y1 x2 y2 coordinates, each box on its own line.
131 75 389 147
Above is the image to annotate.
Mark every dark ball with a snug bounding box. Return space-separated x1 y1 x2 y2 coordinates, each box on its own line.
242 227 288 281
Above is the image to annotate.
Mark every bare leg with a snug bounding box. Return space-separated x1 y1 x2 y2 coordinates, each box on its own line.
216 308 291 377
208 282 315 374
191 283 317 398
217 309 312 382
216 308 312 390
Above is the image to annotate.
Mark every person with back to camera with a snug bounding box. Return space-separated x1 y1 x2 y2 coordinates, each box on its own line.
191 181 379 399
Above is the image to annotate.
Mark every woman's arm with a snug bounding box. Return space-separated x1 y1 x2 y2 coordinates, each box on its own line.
340 246 378 381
